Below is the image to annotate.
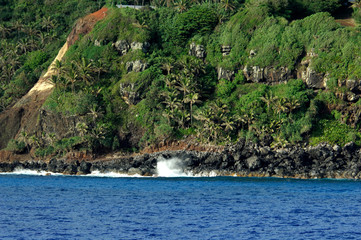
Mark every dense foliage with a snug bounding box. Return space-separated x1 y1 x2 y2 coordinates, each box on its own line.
0 0 107 111
3 0 361 156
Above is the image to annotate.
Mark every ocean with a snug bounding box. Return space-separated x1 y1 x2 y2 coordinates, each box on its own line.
1 170 361 239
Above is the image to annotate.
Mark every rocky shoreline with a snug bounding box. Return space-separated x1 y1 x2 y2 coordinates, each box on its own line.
1 140 361 179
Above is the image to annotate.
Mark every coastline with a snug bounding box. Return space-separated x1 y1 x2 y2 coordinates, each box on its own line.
1 140 361 180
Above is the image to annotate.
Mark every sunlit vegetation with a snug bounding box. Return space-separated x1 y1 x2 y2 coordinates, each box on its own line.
4 0 361 156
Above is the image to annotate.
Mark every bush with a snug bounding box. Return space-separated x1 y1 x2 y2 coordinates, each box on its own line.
353 8 361 24
310 119 361 146
6 139 26 153
23 50 48 72
169 5 218 46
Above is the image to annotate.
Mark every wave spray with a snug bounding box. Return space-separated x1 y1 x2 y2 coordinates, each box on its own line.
156 157 187 177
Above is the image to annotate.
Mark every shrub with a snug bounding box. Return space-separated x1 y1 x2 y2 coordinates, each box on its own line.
170 5 218 46
310 119 361 146
6 139 26 153
23 50 48 72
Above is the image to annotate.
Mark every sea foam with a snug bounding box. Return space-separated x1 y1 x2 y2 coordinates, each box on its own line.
156 157 189 177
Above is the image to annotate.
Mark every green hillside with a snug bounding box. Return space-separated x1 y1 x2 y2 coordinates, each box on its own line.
3 0 361 157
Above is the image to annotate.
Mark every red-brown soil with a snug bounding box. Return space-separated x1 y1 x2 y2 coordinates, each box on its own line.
335 18 356 27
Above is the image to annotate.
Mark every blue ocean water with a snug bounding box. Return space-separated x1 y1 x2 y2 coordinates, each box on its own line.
0 175 361 240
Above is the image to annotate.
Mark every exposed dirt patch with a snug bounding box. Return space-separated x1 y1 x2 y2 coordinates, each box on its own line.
335 18 356 27
67 7 108 46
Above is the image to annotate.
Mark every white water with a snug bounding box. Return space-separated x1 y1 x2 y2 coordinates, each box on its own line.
0 168 145 178
156 157 189 177
0 167 63 176
0 158 224 178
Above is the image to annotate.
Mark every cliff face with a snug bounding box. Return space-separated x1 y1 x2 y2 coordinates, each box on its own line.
0 7 108 150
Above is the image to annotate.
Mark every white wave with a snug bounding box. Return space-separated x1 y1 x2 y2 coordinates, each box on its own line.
0 168 146 178
0 167 62 176
156 157 189 177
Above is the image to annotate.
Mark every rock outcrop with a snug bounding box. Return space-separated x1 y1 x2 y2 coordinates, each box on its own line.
126 60 148 72
113 40 150 55
243 65 293 84
298 59 327 89
217 67 235 80
119 82 140 105
2 141 361 179
221 45 231 56
189 42 206 59
131 41 150 53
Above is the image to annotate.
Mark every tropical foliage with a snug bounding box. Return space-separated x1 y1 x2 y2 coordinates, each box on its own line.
3 0 361 156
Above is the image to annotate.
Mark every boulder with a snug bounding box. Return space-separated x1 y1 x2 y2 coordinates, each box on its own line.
63 162 78 175
246 156 261 170
78 161 92 174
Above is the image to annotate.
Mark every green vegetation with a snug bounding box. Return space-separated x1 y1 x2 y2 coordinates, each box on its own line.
0 0 105 111
4 0 361 156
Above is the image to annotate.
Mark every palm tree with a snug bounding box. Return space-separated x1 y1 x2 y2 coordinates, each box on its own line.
222 116 235 132
24 25 39 39
27 38 38 51
2 65 14 83
29 135 41 148
161 58 174 75
41 16 56 32
162 90 182 125
285 98 300 113
163 74 178 89
75 57 95 86
11 20 24 37
220 0 235 11
88 104 103 124
184 92 200 125
51 59 66 79
16 39 30 54
76 122 88 138
353 0 361 8
174 0 189 12
260 91 278 113
64 62 79 93
8 57 20 70
162 108 174 125
174 108 190 128
176 76 193 97
0 24 10 38
274 97 288 119
37 32 48 47
93 58 108 81
180 56 205 77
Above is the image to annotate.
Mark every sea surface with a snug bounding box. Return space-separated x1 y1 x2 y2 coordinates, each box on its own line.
1 173 361 239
